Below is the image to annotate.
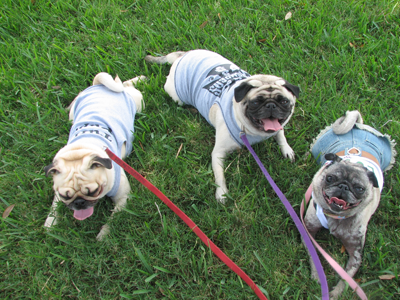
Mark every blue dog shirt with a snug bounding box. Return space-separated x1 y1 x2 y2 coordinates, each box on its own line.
174 49 266 146
68 84 137 197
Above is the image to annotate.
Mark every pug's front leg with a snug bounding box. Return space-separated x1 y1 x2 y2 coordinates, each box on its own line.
303 200 323 281
274 129 295 162
44 195 60 228
212 148 229 204
330 232 365 299
208 105 237 203
96 172 130 241
211 128 239 204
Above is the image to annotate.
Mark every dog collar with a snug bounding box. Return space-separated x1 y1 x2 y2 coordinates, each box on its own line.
323 210 348 220
313 201 348 220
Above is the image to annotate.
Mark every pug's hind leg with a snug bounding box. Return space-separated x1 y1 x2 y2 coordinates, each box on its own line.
123 76 146 113
273 129 295 162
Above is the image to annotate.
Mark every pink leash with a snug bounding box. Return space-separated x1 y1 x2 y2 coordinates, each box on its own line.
301 184 368 299
105 148 268 300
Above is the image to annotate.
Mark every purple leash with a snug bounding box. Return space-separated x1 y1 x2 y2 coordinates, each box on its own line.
240 134 329 300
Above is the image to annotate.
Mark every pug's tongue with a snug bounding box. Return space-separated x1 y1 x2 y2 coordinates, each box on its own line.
261 118 282 132
330 197 347 207
74 207 94 220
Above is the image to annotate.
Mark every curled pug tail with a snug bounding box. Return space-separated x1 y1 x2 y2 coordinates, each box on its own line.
145 51 186 65
92 72 124 92
332 110 363 135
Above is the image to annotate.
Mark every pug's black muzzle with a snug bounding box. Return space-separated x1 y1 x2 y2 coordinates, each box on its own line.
323 182 363 211
68 198 96 210
245 97 292 130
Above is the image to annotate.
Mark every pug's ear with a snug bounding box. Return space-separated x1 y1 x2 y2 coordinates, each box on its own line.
234 81 254 102
44 162 59 177
91 156 113 169
367 171 379 188
283 81 300 98
325 153 342 163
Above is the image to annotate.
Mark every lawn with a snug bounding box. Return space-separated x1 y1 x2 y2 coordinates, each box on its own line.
0 0 399 299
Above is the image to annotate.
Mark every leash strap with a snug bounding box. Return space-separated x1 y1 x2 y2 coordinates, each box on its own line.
301 184 368 299
240 134 330 300
105 148 268 300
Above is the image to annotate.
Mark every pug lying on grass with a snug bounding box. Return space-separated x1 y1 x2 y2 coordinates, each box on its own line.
44 72 145 240
304 110 396 299
145 49 299 203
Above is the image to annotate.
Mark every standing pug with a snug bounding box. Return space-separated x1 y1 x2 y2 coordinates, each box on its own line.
304 110 396 299
44 72 145 240
145 49 299 202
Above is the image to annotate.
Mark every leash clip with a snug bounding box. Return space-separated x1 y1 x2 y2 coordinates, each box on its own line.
239 126 247 138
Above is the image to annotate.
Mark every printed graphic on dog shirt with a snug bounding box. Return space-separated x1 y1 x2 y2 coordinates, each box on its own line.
203 64 250 97
74 123 113 142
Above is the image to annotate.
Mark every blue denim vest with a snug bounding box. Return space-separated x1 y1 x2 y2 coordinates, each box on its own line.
311 124 395 171
311 122 396 228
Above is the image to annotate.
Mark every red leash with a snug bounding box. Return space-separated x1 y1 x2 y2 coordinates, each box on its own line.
105 148 268 300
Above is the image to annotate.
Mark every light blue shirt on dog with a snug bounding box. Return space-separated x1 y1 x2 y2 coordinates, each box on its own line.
68 84 137 197
174 49 267 146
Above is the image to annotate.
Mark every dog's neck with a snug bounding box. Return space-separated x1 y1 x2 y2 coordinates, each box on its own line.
313 201 350 221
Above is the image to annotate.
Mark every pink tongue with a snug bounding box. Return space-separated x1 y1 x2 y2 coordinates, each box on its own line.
330 197 347 206
261 118 283 132
73 207 94 220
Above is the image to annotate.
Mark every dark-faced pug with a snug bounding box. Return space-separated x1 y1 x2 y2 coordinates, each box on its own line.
304 110 396 299
145 49 299 203
44 72 145 240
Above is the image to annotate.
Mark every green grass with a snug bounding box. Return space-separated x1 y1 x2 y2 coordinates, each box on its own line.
1 0 399 299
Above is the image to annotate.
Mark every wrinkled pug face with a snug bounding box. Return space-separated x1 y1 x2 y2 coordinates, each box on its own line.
44 147 113 221
312 154 379 217
234 75 300 134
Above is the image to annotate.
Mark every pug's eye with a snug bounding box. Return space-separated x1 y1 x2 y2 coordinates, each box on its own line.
49 169 60 176
250 96 264 107
277 96 289 105
355 186 365 194
326 175 334 183
90 163 102 169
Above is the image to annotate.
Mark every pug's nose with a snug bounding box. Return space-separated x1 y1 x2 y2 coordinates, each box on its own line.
338 184 349 191
74 198 86 209
265 103 276 110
